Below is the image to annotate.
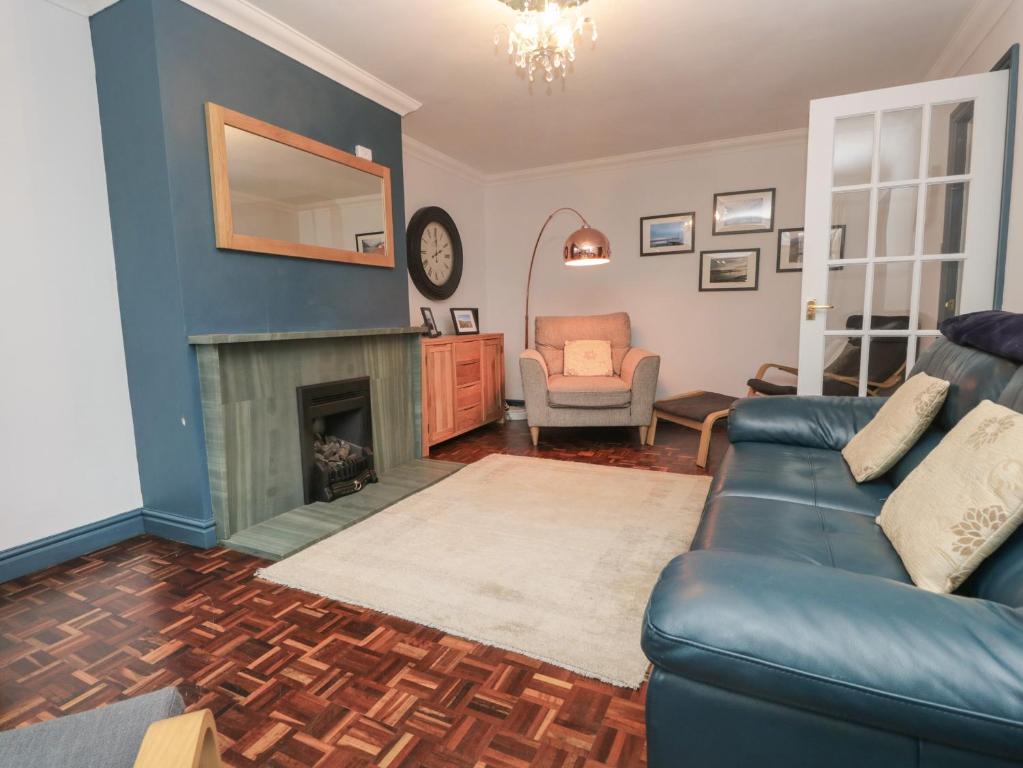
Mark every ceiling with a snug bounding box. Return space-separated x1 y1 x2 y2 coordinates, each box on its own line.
244 0 981 174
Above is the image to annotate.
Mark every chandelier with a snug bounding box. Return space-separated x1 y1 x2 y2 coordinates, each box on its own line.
493 0 598 83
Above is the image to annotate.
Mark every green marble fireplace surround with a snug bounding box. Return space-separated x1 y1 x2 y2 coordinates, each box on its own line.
192 328 423 540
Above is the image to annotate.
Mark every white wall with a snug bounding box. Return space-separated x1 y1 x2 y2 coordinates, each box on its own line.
933 0 1023 310
0 0 142 550
484 136 809 400
403 138 488 334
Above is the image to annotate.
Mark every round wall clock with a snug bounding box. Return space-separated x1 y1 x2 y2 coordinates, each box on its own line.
407 206 463 300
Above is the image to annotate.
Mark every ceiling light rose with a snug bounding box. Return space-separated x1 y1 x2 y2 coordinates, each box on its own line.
494 0 597 83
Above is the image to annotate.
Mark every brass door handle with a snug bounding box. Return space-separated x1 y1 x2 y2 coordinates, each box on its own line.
806 299 835 320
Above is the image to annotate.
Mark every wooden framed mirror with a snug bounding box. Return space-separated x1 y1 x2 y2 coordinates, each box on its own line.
205 103 394 268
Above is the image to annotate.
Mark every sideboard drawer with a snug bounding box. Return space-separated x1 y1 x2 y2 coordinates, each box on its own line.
457 382 481 409
455 403 483 431
454 339 482 362
456 359 481 386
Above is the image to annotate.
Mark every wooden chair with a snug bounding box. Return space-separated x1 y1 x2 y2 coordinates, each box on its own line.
647 390 735 468
135 709 223 768
747 314 909 397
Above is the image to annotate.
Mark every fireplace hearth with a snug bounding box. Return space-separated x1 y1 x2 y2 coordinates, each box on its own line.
297 377 378 503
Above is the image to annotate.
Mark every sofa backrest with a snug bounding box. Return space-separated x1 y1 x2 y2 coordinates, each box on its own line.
892 340 1023 607
535 312 631 376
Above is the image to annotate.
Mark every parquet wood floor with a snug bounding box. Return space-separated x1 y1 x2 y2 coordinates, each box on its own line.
0 420 720 767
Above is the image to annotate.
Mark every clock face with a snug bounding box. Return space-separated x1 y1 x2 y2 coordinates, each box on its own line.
421 222 454 286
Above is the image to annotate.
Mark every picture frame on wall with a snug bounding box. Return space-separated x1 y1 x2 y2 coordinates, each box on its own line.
640 212 695 256
712 188 775 235
699 249 760 291
450 307 480 335
355 231 386 254
776 225 846 273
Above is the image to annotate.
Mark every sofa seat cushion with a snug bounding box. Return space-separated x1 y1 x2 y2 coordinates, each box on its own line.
547 374 631 408
712 442 893 515
694 495 911 583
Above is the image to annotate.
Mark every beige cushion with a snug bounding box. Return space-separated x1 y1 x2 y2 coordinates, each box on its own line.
564 339 613 377
877 400 1023 593
547 374 631 408
535 312 631 375
842 373 950 482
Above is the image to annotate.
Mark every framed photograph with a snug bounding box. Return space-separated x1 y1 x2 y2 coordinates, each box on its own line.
450 307 480 335
420 306 441 337
776 225 847 273
712 188 775 235
699 249 760 291
354 231 386 254
640 212 695 256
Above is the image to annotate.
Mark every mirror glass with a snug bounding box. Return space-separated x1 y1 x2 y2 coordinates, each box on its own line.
224 126 387 256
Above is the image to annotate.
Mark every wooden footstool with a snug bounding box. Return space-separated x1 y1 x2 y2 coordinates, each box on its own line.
647 390 736 468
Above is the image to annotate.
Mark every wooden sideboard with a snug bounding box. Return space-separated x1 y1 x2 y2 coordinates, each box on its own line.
421 333 504 455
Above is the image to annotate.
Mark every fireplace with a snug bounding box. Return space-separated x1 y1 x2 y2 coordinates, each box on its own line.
297 377 378 503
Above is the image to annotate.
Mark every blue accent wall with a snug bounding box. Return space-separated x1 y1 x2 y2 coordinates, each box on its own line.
90 0 409 538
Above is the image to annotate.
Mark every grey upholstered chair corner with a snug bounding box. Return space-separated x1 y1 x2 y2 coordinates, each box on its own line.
519 312 660 445
0 687 223 768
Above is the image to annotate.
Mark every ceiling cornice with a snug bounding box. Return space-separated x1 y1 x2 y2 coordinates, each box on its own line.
926 0 1013 79
50 0 422 117
482 127 809 185
402 136 487 185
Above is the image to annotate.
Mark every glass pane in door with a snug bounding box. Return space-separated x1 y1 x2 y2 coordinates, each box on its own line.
929 100 974 177
833 114 875 186
825 264 867 331
822 336 862 395
831 190 870 260
872 261 913 319
875 186 918 258
923 181 969 254
919 260 963 329
879 107 922 182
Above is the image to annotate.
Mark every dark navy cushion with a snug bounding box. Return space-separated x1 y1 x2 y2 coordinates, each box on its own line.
940 310 1023 364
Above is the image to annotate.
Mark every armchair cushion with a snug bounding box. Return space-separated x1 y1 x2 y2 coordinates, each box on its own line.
547 374 630 408
643 551 1023 762
535 312 631 375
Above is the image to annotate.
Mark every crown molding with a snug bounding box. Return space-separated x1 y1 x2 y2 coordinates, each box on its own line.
926 0 1013 79
52 0 421 117
180 0 421 116
402 136 487 185
483 127 808 184
43 0 118 15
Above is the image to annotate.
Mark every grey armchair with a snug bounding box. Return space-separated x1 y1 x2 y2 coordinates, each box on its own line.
519 312 660 445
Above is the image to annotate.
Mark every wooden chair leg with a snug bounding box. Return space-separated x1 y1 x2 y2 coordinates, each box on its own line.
697 410 730 469
647 413 658 445
638 425 648 445
529 426 539 446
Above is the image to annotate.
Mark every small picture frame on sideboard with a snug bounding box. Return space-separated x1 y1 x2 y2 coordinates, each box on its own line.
420 307 442 337
450 308 480 335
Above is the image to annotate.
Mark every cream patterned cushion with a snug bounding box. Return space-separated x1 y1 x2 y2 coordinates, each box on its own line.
877 400 1023 593
842 373 949 482
563 339 613 377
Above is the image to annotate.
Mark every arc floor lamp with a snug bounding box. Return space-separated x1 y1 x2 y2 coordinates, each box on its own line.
523 207 612 349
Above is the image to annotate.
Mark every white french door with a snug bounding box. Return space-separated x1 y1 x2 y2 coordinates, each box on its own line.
797 71 1009 395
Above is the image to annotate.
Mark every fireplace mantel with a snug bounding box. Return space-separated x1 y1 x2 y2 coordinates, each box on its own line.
188 325 424 345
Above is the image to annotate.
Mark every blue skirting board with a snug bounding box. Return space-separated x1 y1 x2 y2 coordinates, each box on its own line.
0 507 218 583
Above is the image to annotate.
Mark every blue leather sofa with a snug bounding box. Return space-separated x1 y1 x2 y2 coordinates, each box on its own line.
642 337 1023 767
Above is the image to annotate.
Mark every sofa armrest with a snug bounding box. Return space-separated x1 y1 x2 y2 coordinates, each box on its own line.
727 395 885 450
642 551 1023 761
519 350 550 423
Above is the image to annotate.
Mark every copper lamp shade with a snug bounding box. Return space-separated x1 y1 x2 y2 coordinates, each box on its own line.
563 225 611 266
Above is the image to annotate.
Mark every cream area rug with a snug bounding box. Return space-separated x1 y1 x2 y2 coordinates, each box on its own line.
257 454 709 688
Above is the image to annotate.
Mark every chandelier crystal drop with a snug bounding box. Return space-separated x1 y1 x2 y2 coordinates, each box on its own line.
493 1 598 84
